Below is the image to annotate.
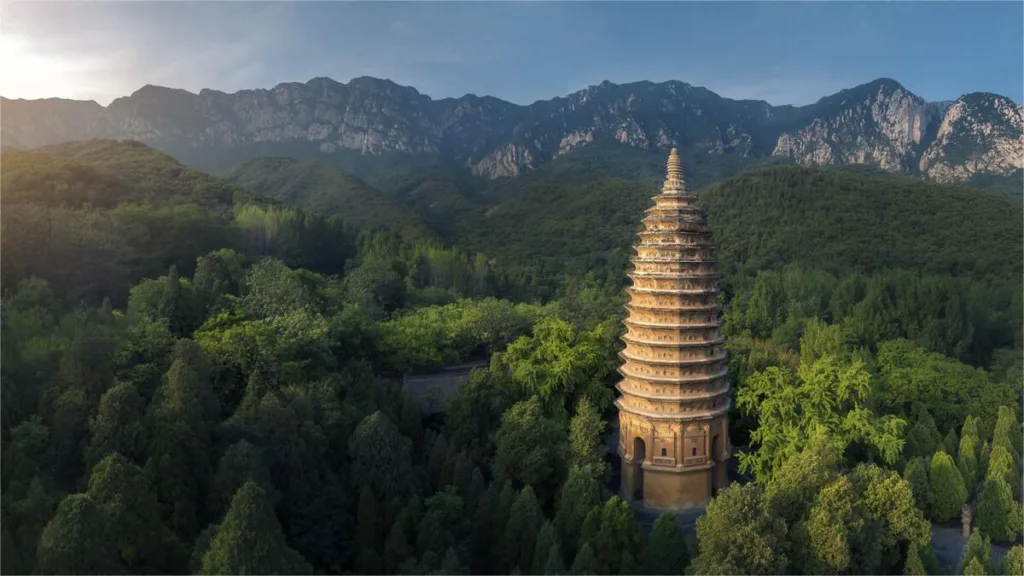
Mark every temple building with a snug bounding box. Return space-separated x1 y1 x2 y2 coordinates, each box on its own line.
616 148 731 510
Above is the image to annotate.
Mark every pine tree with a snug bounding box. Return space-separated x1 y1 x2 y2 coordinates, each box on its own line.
200 481 311 575
544 543 566 575
903 542 926 575
570 543 601 576
903 457 933 515
961 530 994 575
452 451 473 496
930 451 968 521
466 467 486 514
384 515 413 573
582 497 644 575
429 433 450 490
532 521 560 575
490 480 516 572
356 484 384 573
87 452 185 572
555 467 602 558
944 429 960 460
641 511 690 574
959 435 980 493
1000 546 1024 576
470 483 498 574
440 547 464 575
992 406 1021 457
569 397 608 481
37 494 118 575
503 486 544 573
963 557 986 576
976 478 1021 543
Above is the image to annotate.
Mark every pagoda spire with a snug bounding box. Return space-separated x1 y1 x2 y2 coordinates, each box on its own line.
662 147 688 194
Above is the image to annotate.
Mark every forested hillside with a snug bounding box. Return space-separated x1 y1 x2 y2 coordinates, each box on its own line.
1 140 1021 575
225 157 437 240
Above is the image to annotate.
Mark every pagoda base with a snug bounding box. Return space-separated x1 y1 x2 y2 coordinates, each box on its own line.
621 459 728 511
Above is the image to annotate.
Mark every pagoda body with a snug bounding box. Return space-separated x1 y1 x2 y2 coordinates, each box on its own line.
616 148 731 511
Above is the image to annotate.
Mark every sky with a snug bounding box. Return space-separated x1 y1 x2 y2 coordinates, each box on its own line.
1 1 1021 107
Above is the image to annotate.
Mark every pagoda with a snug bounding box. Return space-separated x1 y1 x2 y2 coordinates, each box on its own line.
616 148 731 510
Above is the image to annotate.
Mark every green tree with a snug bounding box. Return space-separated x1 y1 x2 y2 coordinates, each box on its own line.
569 396 609 482
349 411 415 504
1000 546 1024 576
503 486 544 573
87 452 185 573
37 494 118 575
355 485 383 573
384 515 413 573
903 542 926 575
962 530 994 575
493 396 567 505
544 543 566 575
930 451 968 521
85 382 146 471
737 354 905 481
992 405 1021 457
569 543 600 576
532 521 561 576
692 483 789 575
500 316 617 417
944 428 960 461
964 557 987 576
903 457 933 516
976 478 1022 543
580 497 644 576
764 437 841 525
959 434 981 494
554 467 603 558
207 439 275 519
640 511 690 575
199 481 311 575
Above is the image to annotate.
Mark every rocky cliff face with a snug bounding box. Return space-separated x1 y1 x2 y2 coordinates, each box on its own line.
918 93 1024 183
2 76 1021 182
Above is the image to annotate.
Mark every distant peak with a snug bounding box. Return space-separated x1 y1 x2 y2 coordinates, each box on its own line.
130 84 197 98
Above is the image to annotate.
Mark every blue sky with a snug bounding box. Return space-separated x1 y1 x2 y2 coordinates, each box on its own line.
1 1 1021 106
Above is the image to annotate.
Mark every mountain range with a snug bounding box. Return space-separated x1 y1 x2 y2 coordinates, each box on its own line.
2 77 1022 186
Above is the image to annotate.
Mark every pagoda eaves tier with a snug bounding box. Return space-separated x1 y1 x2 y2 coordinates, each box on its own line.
616 148 731 511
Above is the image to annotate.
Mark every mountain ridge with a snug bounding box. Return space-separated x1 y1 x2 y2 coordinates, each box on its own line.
2 76 1021 185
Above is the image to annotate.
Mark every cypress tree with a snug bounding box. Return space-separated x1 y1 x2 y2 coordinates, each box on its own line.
640 511 690 575
903 542 926 575
976 478 1021 543
963 557 986 576
532 521 560 576
555 467 602 558
959 435 980 493
570 543 601 576
903 457 933 515
452 451 473 496
544 543 566 575
961 530 994 575
944 429 960 460
384 517 412 573
503 486 544 573
1000 546 1024 576
37 494 118 575
929 451 968 521
200 481 311 575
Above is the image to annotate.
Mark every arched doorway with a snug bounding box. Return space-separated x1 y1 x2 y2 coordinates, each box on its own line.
632 437 646 501
710 433 720 497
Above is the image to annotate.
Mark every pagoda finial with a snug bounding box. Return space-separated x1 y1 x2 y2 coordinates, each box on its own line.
663 148 687 193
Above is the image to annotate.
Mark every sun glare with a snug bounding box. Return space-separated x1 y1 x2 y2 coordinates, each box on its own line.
0 33 88 100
